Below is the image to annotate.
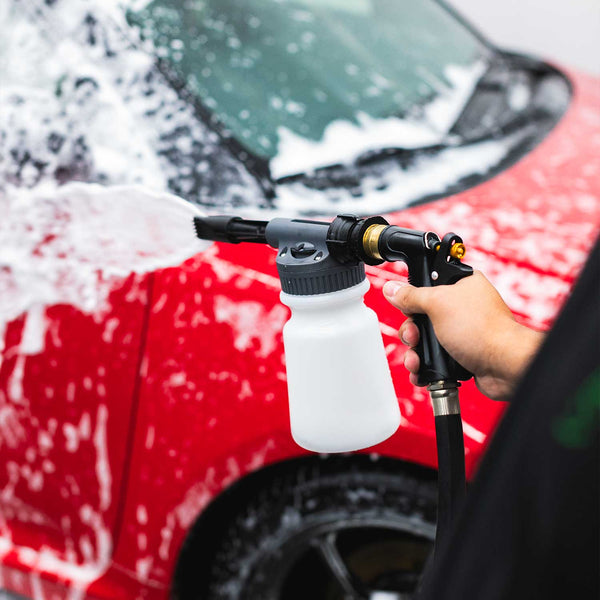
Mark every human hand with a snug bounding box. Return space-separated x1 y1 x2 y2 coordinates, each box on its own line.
383 271 544 401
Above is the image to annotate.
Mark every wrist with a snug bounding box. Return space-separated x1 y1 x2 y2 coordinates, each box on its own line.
491 321 544 397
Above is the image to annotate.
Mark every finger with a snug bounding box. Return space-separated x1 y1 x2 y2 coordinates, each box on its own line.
403 348 420 374
383 280 407 304
399 319 419 347
409 373 424 386
383 280 431 316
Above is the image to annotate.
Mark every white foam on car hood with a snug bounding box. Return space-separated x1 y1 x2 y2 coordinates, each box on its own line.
0 183 209 357
0 0 163 190
0 0 263 207
270 61 486 179
271 136 512 217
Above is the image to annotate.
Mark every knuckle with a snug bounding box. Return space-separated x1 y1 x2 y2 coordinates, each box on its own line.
396 285 413 308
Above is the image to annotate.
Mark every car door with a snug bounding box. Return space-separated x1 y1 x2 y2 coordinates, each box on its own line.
0 186 151 596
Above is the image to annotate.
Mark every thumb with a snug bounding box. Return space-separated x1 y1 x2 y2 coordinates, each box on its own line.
383 280 432 315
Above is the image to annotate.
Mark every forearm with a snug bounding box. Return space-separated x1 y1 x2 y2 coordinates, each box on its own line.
487 322 545 400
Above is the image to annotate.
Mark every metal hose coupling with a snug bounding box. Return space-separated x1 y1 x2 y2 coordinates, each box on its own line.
428 381 461 416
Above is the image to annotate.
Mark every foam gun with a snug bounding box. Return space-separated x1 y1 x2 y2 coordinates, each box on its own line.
194 213 473 546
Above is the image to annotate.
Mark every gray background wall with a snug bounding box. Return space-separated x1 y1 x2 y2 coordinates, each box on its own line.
449 0 600 75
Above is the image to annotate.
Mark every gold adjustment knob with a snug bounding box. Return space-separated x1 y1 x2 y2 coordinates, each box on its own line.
450 243 466 260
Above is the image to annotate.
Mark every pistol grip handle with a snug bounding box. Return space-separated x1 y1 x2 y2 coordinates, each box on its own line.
413 314 472 386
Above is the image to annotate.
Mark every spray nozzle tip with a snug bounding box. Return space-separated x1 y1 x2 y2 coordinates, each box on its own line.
193 215 269 245
193 216 237 243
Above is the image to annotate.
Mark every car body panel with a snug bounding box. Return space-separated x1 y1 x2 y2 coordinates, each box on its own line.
0 274 151 597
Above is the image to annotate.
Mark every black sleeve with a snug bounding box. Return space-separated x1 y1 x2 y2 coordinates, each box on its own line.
418 239 600 600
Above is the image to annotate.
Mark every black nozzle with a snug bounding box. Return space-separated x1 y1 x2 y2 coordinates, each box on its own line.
194 216 268 244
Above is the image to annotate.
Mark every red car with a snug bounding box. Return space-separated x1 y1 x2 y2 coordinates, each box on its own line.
1 1 599 599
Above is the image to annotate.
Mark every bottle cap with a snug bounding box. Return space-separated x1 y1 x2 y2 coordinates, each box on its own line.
277 253 366 295
274 240 364 296
266 218 365 295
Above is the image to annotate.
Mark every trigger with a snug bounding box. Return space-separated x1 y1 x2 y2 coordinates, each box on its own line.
431 233 473 286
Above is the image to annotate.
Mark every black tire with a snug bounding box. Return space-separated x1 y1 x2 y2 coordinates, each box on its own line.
183 456 437 600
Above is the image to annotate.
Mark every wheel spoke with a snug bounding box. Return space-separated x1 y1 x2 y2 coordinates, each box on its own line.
312 531 368 599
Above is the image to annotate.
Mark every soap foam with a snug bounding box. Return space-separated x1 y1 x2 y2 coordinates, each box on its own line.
0 182 209 356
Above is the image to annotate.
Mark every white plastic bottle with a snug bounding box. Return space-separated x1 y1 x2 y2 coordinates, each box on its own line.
280 279 401 453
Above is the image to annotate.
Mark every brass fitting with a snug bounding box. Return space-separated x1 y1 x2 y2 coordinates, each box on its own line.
450 243 466 260
363 224 387 260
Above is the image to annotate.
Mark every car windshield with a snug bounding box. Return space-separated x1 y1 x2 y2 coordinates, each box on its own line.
128 0 491 177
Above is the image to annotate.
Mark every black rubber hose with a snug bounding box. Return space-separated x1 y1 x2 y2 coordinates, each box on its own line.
434 413 466 554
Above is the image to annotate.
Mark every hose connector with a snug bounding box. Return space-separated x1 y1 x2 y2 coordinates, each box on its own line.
428 381 461 416
362 224 387 260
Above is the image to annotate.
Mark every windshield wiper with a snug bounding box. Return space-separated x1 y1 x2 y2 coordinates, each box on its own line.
274 141 451 189
354 142 450 168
